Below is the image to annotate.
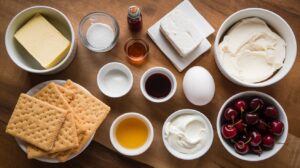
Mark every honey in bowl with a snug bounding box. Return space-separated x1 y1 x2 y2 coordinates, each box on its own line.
116 117 148 149
124 38 149 64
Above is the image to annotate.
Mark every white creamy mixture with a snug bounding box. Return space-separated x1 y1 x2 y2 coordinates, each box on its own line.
164 114 208 154
103 70 129 96
219 17 286 83
86 23 114 49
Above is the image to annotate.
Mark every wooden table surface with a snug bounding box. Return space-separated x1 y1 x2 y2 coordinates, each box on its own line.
1 0 300 167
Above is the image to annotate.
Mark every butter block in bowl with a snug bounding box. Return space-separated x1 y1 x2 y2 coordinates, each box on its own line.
160 10 205 57
14 13 70 69
5 6 76 74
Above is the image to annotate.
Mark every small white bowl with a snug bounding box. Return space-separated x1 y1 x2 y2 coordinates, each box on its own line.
140 67 177 103
97 62 133 98
110 112 154 156
216 91 288 161
214 8 297 87
5 6 76 74
162 109 214 160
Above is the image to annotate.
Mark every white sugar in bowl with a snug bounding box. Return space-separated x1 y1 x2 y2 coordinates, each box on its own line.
183 66 215 106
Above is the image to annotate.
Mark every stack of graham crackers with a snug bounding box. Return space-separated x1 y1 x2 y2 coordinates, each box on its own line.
6 80 110 162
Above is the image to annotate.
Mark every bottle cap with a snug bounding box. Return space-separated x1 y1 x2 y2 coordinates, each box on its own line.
128 5 141 19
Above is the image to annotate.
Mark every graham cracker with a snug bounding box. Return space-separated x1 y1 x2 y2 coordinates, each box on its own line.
27 82 78 158
62 80 110 156
55 84 74 104
6 94 67 151
55 83 85 129
55 126 88 162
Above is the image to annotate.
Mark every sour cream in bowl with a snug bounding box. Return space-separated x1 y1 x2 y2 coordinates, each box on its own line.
162 109 214 160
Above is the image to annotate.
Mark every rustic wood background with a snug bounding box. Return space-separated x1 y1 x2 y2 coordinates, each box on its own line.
0 0 299 167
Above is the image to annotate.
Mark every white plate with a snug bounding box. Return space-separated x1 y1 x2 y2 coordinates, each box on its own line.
147 0 214 72
15 80 94 163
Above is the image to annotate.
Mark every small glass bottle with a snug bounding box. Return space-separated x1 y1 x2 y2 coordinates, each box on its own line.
127 5 142 32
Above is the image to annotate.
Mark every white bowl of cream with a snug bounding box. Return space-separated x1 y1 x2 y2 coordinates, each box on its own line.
214 8 297 87
162 109 213 160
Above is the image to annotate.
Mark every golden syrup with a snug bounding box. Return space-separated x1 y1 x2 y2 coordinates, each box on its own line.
116 117 148 149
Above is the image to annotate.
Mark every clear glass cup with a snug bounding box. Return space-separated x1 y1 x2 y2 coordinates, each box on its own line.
79 12 119 52
124 38 149 65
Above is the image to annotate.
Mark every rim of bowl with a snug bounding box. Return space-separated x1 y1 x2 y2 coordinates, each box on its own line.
78 12 120 52
140 67 177 103
97 62 133 98
5 5 75 74
109 112 154 156
216 91 288 161
162 109 214 160
213 8 297 88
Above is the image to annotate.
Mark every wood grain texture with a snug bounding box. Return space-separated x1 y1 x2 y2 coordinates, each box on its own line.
0 0 300 168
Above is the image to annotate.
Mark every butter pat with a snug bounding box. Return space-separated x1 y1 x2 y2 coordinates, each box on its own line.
14 14 70 69
160 10 204 57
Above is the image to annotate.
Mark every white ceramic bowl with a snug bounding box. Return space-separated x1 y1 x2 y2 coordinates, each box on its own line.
110 112 154 156
216 91 288 161
214 8 297 87
5 6 76 74
162 109 214 160
140 67 177 103
97 62 133 98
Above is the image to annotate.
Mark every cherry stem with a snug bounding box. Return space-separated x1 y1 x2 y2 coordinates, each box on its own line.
232 120 242 126
249 105 260 113
245 137 252 144
244 128 247 134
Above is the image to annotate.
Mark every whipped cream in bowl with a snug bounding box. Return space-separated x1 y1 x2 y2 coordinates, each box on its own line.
162 109 213 160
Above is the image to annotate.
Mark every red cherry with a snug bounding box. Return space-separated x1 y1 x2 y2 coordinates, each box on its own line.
245 113 259 125
256 119 268 133
234 99 247 112
234 120 247 132
270 120 284 136
234 141 249 154
250 131 262 147
251 146 262 156
221 124 237 139
264 106 278 119
262 134 275 148
224 108 238 121
250 98 265 111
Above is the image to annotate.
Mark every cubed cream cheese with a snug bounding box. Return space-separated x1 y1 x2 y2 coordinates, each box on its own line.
14 13 70 69
160 10 204 57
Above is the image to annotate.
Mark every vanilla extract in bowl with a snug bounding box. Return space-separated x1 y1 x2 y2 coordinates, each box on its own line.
145 73 171 99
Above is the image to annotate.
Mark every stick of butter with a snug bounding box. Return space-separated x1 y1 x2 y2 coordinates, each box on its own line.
160 10 204 57
14 14 70 69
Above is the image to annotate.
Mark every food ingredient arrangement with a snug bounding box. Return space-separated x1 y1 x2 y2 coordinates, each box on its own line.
4 0 296 164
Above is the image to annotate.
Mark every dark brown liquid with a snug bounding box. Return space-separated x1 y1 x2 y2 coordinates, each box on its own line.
145 73 171 98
